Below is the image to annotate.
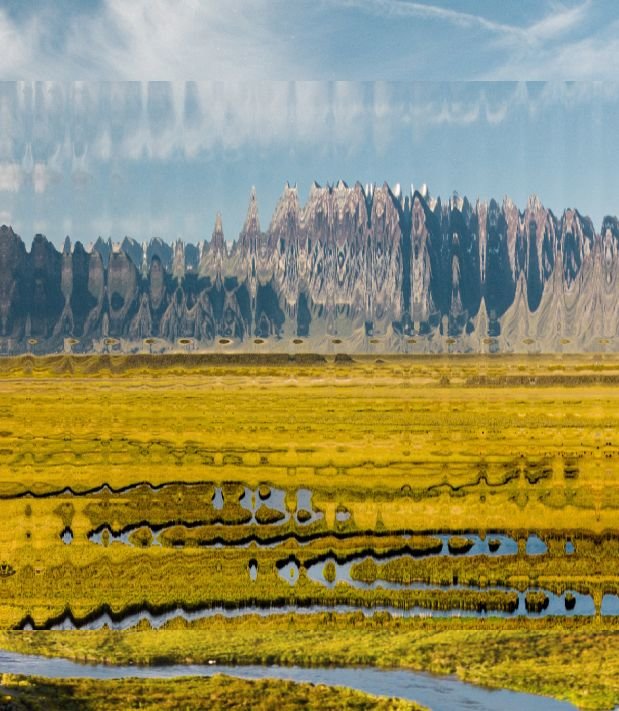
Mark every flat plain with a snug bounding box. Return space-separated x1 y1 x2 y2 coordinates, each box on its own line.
1 353 619 708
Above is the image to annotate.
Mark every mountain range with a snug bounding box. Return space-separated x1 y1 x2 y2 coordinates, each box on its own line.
1 182 618 354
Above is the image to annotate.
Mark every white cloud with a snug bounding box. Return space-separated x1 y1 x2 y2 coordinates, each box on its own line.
331 0 606 80
526 0 591 43
0 0 297 80
336 0 594 49
1 0 606 83
4 79 619 174
32 163 49 193
83 82 364 160
0 153 66 196
0 162 22 191
336 0 521 36
332 82 368 153
0 9 29 77
491 25 619 80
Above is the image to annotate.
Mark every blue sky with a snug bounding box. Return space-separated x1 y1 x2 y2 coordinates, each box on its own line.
1 1 619 245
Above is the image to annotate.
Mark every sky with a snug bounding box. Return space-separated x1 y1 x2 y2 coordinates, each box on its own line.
1 1 619 246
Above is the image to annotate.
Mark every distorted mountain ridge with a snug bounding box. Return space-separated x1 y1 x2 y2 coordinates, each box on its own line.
1 181 618 353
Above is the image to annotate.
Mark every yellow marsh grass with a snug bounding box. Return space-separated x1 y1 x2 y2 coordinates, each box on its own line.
2 354 619 626
0 672 422 711
1 619 618 709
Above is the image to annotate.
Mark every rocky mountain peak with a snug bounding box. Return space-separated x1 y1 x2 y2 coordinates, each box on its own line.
1 185 619 353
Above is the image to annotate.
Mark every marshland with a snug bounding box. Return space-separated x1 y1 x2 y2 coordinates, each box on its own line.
2 353 619 708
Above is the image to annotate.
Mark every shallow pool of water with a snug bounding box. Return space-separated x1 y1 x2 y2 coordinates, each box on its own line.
526 535 548 555
303 556 594 616
601 594 619 615
21 590 596 632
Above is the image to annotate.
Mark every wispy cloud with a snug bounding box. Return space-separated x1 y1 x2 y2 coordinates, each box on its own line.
0 0 298 80
491 16 619 80
335 0 592 44
334 0 521 35
4 80 619 184
526 0 591 43
0 0 608 81
0 162 21 192
331 0 601 79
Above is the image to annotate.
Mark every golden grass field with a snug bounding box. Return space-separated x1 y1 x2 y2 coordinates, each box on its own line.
1 619 616 709
2 353 619 707
0 671 422 710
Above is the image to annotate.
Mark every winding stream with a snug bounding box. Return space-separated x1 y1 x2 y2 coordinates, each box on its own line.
0 650 575 711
